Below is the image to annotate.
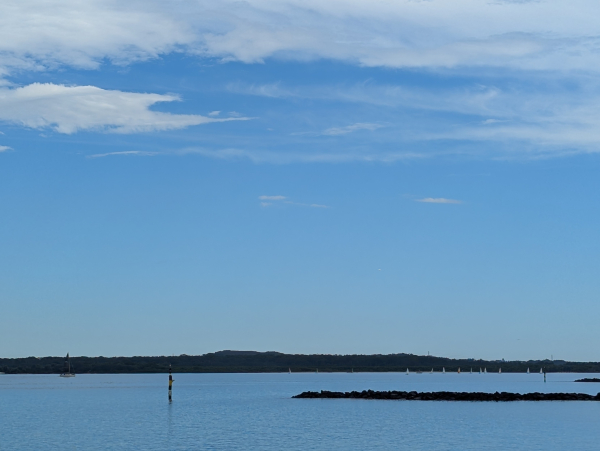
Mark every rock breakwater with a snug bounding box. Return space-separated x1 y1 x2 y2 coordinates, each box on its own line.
293 390 600 401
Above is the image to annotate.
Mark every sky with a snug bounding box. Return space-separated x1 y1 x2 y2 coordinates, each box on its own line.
1 0 600 361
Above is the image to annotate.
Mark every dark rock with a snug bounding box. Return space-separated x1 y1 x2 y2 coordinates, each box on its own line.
292 390 599 401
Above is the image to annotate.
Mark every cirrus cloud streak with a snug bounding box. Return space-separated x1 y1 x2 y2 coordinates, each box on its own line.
416 198 463 204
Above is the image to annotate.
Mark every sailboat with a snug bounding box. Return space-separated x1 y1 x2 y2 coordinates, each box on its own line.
527 368 530 374
499 368 501 374
479 368 482 374
470 368 473 374
60 353 75 377
484 368 487 373
406 368 409 375
430 368 433 374
540 368 543 374
288 368 291 374
442 367 446 374
458 368 461 374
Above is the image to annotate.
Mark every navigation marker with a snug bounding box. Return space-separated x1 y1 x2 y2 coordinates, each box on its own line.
168 364 174 402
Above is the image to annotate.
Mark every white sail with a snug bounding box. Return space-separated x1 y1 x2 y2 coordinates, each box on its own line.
527 368 530 374
499 368 501 374
406 368 409 375
442 367 445 374
484 368 487 373
60 353 75 377
430 368 433 374
458 368 461 374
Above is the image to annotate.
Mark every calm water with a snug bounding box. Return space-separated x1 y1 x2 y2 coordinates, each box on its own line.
2 372 600 450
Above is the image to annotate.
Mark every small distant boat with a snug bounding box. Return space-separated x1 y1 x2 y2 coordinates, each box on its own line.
289 368 291 374
442 367 446 374
430 368 433 374
458 368 461 374
540 368 543 374
527 368 530 374
60 353 75 377
406 368 409 375
484 368 487 373
499 368 502 374
470 368 473 374
416 370 423 374
479 368 482 374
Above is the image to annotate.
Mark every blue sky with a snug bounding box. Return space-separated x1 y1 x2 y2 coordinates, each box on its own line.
1 0 600 360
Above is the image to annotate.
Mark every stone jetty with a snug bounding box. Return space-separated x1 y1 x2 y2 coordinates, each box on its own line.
293 390 600 401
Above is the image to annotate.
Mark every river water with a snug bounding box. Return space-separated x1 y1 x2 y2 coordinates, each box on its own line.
2 372 600 450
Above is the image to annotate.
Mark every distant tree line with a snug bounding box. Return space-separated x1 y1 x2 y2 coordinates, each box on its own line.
1 351 599 374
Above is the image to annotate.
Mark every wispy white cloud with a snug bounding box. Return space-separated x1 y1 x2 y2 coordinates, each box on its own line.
180 147 427 164
233 79 600 156
284 200 330 208
226 82 296 99
0 0 193 75
0 83 249 134
3 2 600 157
88 150 158 158
208 111 221 117
259 195 286 200
416 197 463 204
0 145 11 152
2 1 600 76
322 123 383 136
258 194 329 208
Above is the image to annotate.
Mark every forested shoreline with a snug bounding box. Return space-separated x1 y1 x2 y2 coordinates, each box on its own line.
2 350 599 374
